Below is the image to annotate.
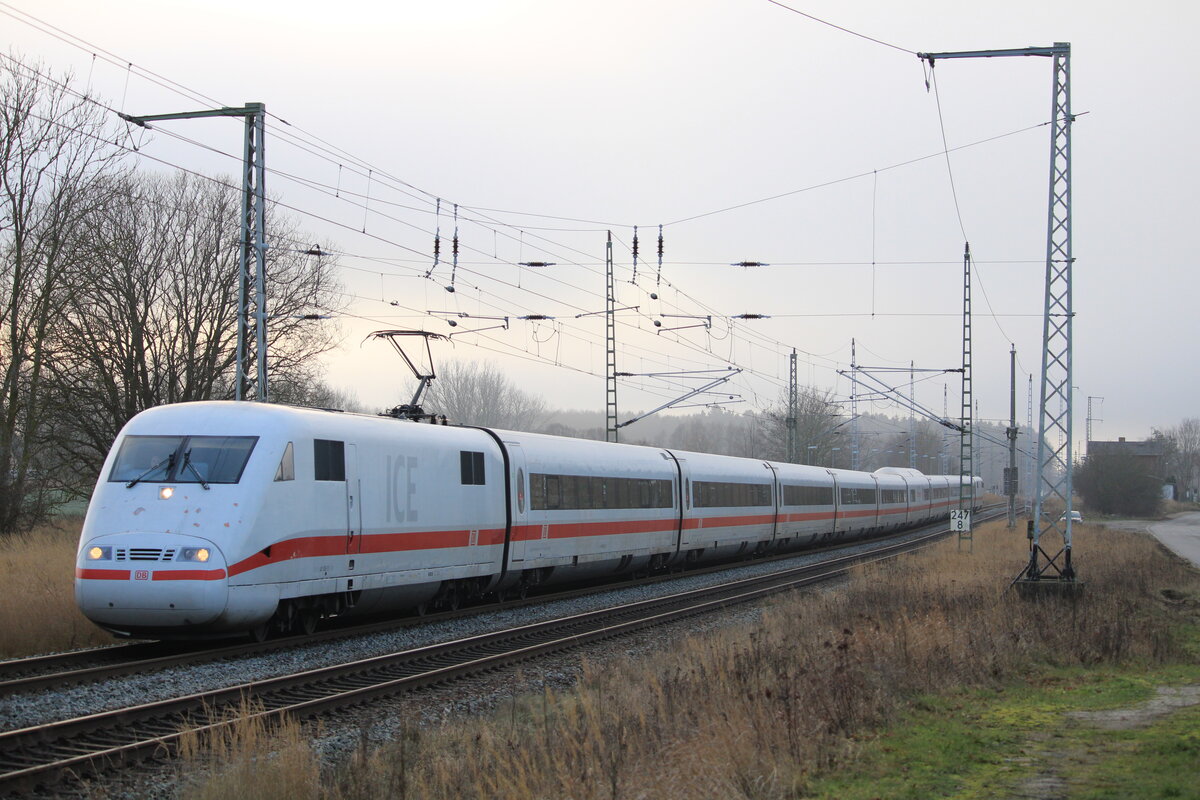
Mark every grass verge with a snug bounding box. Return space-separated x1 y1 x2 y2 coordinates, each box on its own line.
176 520 1200 799
0 518 113 658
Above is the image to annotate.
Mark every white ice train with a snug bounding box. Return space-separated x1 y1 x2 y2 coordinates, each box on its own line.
75 402 983 639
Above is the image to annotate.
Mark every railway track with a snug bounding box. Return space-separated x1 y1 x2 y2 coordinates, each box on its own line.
0 508 1001 698
0 508 1003 794
0 537 918 697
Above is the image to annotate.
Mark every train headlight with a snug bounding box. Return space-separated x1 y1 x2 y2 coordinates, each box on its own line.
159 486 175 500
177 547 211 563
86 546 113 561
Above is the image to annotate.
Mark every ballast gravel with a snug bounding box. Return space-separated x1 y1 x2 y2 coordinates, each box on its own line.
2 530 929 734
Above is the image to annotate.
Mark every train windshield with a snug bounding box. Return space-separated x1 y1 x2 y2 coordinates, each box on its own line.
110 435 259 486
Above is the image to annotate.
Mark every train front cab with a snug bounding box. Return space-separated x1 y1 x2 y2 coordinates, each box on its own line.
75 417 262 637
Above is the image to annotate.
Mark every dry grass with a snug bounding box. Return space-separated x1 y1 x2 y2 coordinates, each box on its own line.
0 518 114 659
1162 499 1200 516
183 521 1199 800
177 701 321 800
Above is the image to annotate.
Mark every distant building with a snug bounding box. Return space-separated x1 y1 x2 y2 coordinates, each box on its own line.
1086 437 1166 479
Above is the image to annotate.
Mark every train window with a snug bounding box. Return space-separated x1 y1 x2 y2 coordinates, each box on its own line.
110 435 259 485
839 487 878 505
110 436 183 483
880 489 907 504
274 442 295 482
692 481 772 508
544 475 561 509
561 474 580 508
590 476 606 509
314 439 346 481
460 451 486 485
530 473 545 509
782 484 834 506
528 473 673 511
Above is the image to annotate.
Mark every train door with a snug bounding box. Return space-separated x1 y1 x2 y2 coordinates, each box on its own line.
829 472 840 539
507 443 527 565
765 462 781 545
674 455 692 552
870 475 881 530
346 443 362 554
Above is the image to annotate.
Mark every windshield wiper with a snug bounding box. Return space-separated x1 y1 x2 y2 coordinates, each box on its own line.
180 449 210 490
126 452 176 488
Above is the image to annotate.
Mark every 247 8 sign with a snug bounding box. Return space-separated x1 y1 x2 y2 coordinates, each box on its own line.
950 509 972 532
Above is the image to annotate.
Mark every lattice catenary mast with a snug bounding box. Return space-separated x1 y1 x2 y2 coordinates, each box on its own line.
918 43 1077 584
605 231 618 443
958 242 974 548
121 103 269 402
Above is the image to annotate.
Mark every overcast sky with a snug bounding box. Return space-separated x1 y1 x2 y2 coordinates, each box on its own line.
4 0 1196 451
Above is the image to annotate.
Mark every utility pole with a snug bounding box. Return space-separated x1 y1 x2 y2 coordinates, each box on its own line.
605 231 618 443
909 361 917 469
919 42 1077 586
1086 396 1103 456
787 349 799 463
850 339 860 471
1006 345 1019 528
121 103 268 401
1026 375 1034 509
942 383 949 474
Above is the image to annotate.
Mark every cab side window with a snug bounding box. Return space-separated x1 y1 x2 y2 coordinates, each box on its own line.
460 451 486 485
314 439 345 481
274 442 295 482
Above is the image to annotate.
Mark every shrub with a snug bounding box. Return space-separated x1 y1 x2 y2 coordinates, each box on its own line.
1074 451 1163 517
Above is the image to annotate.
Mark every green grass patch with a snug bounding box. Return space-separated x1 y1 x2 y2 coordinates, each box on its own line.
1062 703 1200 800
804 665 1200 800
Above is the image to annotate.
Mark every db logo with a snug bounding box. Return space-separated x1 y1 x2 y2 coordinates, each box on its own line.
134 570 150 581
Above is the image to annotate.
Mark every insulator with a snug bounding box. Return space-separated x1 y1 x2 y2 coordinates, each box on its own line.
452 234 459 259
433 236 441 260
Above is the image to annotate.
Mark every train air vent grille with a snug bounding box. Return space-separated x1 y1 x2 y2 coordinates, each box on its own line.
128 548 169 561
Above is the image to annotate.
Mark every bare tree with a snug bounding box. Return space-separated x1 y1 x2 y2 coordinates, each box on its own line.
0 57 124 532
419 359 547 430
1158 418 1200 501
271 366 362 412
45 172 343 484
761 385 844 465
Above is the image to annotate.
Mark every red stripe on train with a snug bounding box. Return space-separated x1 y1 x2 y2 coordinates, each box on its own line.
152 569 227 581
75 568 131 580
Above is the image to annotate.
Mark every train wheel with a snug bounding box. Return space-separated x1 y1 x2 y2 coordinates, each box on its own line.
299 610 319 636
249 622 270 643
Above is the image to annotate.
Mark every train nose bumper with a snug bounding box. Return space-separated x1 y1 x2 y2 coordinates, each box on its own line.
75 533 228 631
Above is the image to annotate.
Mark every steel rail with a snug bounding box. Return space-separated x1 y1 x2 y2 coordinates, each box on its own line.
0 507 1002 794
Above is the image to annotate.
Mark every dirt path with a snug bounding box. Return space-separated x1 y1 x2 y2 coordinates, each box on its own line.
1010 685 1200 798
